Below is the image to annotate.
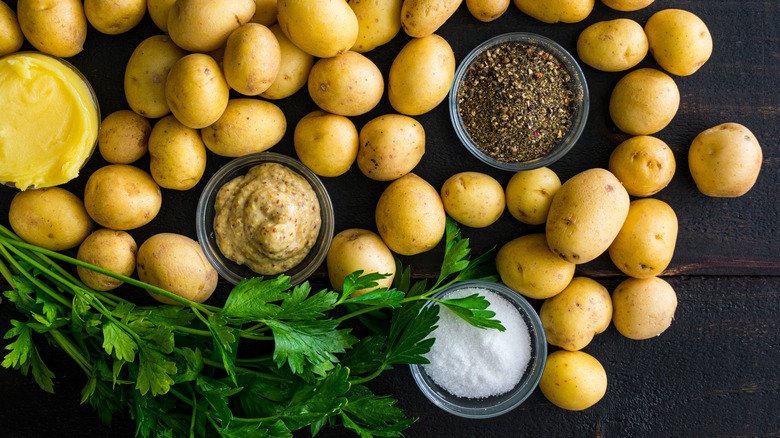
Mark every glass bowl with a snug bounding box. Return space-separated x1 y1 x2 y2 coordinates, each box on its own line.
196 152 334 285
449 32 589 171
409 281 547 418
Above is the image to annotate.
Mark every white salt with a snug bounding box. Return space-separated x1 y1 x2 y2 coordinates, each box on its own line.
422 287 531 399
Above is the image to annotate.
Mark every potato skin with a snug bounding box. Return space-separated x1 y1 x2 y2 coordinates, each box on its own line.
99 110 151 164
294 110 358 178
77 229 137 291
496 233 575 300
327 228 396 296
165 54 230 129
0 2 24 56
84 165 162 231
223 23 281 96
540 350 607 411
513 0 594 24
388 35 455 116
202 98 286 157
609 68 680 136
688 123 763 197
609 198 678 278
600 0 654 11
147 0 177 32
357 114 425 181
540 277 612 351
645 9 713 76
612 276 677 340
308 51 384 117
401 0 463 37
260 24 315 100
505 167 561 225
124 35 187 119
466 0 510 22
277 0 358 58
349 0 402 53
167 0 256 53
251 0 278 27
440 172 505 228
608 136 676 197
84 0 146 35
577 19 648 72
148 116 207 191
9 187 93 251
17 0 87 57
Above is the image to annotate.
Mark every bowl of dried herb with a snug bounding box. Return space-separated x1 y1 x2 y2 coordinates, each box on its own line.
450 32 589 171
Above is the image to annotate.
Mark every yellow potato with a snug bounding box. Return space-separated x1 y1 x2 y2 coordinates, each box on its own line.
251 0 278 26
124 35 187 119
600 0 654 11
440 172 505 228
84 0 145 35
277 0 358 58
167 0 256 53
77 229 137 291
260 24 315 100
357 114 425 181
401 0 462 37
202 98 286 157
388 34 455 116
496 233 575 300
612 276 677 340
9 187 93 251
327 228 396 296
84 165 162 231
608 199 678 278
540 350 607 411
349 0 402 53
609 68 680 136
375 173 446 256
98 110 151 164
466 0 510 22
505 167 561 225
608 136 676 197
294 110 358 178
165 54 230 129
308 51 384 117
148 116 207 191
17 0 87 57
577 19 648 72
645 9 713 76
540 277 612 351
513 0 594 24
223 23 281 96
0 2 24 56
546 168 630 264
147 0 176 32
688 123 763 197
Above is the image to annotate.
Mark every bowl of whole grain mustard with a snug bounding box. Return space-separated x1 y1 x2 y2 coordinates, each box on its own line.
450 33 589 171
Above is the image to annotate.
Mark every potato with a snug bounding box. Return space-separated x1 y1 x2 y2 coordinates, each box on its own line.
612 276 677 340
327 229 396 297
349 0 402 53
539 350 607 411
251 0 278 26
137 233 218 305
496 233 575 300
165 54 230 129
167 0 255 53
600 0 653 11
202 98 286 157
688 123 763 197
124 35 187 119
260 24 315 100
357 114 425 181
98 110 151 164
645 9 713 76
540 277 612 351
147 0 176 32
277 0 358 58
375 173 446 256
546 168 630 264
223 23 281 96
608 136 676 197
84 0 145 35
77 229 137 291
148 116 207 191
577 19 648 72
440 172 505 228
294 110 358 178
505 167 561 225
609 68 680 136
17 0 87 57
0 2 24 56
84 165 162 231
466 0 510 22
308 51 383 117
513 0 594 24
9 187 93 251
388 35 455 116
401 0 462 37
608 199 678 278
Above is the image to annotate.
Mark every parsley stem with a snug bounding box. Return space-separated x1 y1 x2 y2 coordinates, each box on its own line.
0 256 14 288
49 328 92 374
200 356 292 383
349 363 386 385
0 242 73 309
173 325 213 337
237 333 274 341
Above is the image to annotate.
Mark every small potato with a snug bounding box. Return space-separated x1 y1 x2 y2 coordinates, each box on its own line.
147 0 176 32
85 0 145 35
609 68 680 136
612 276 677 340
349 0 402 53
9 187 93 251
294 110 358 178
601 0 653 11
165 54 230 129
540 277 612 351
124 35 187 119
513 0 594 24
688 123 763 197
308 51 384 117
440 172 505 228
84 165 162 231
357 114 425 181
148 116 207 191
645 9 713 76
388 34 455 116
17 0 87 57
202 98 286 157
260 24 315 100
540 350 607 411
223 23 281 96
167 0 256 53
327 228 396 296
401 0 462 37
251 0 278 26
98 110 151 164
608 199 678 278
277 0 358 58
609 136 676 197
137 233 218 305
77 229 137 291
375 173 446 256
0 2 24 56
466 0 510 22
505 167 561 225
496 233 575 300
577 19 648 72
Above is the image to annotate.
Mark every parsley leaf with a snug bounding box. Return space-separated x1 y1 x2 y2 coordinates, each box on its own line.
384 302 438 366
102 319 138 362
207 313 239 385
2 320 55 392
135 345 177 396
279 365 350 431
275 283 338 321
221 277 289 319
196 375 243 425
264 319 356 375
437 294 506 331
340 385 416 438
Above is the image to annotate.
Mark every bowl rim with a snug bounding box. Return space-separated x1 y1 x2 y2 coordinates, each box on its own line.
449 32 589 172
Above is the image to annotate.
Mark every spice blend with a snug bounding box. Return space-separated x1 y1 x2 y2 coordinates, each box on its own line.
458 42 577 162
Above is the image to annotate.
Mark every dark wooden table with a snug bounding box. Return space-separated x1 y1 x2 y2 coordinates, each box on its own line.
1 1 778 437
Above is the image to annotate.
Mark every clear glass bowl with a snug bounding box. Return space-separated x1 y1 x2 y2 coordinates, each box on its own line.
409 280 547 418
196 152 334 285
449 32 589 171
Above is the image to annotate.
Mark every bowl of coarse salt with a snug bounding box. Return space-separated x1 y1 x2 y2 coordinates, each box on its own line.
410 281 547 418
